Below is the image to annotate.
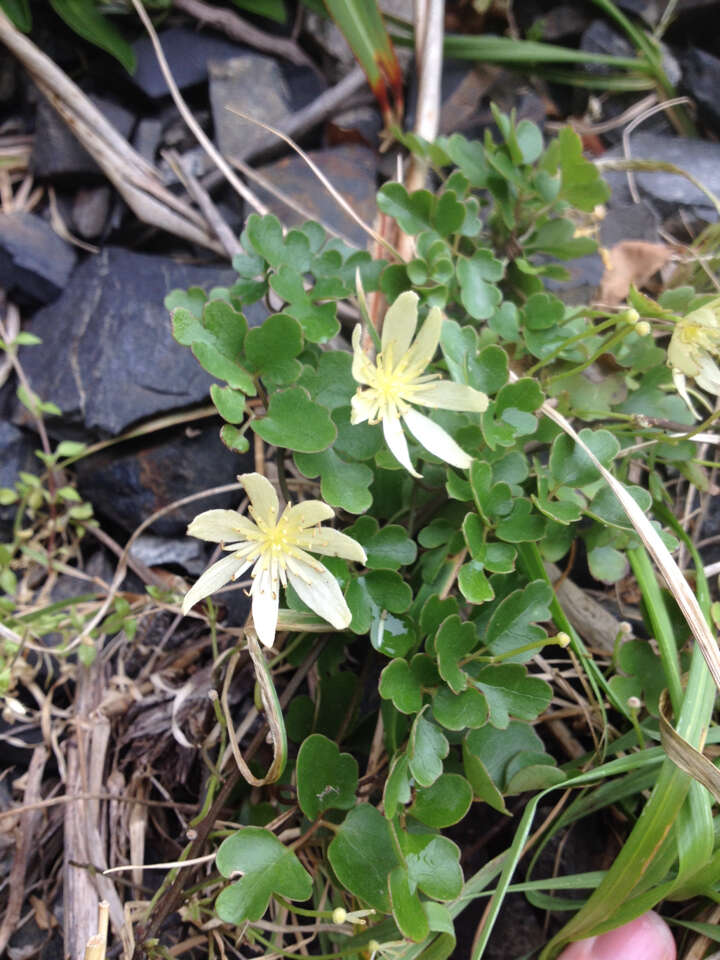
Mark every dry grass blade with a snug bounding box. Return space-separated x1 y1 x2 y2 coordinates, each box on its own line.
84 902 109 960
225 106 403 259
533 383 720 691
0 9 224 253
658 691 720 800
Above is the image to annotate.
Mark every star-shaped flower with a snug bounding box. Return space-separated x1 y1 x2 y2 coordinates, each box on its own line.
668 297 720 415
351 291 488 476
182 473 366 647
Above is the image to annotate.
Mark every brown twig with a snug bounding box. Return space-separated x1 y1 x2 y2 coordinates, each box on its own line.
172 0 318 71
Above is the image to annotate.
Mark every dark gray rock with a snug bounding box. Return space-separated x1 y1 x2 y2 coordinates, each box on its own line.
537 4 591 40
599 201 660 247
32 94 134 178
581 19 635 68
15 247 266 436
0 423 37 540
682 48 720 129
72 186 112 239
130 534 208 575
545 253 605 306
209 53 326 160
0 212 77 304
132 26 241 98
602 132 720 220
75 424 251 537
256 146 378 248
133 117 164 164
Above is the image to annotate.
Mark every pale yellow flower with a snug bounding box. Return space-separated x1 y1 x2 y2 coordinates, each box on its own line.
668 297 720 415
182 473 366 647
351 292 488 477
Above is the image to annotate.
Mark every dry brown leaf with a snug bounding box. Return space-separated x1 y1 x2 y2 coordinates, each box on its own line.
599 240 673 306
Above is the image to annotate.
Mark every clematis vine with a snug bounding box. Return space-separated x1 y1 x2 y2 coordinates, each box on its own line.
668 296 720 415
182 473 366 648
351 291 488 477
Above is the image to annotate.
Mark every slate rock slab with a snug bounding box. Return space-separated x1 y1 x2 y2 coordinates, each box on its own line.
76 423 251 537
682 48 720 129
33 94 134 178
209 53 326 161
0 212 77 305
132 26 240 98
603 133 720 220
256 146 378 248
16 247 265 436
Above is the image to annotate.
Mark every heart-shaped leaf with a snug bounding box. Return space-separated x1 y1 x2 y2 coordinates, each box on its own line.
328 805 400 911
253 387 336 453
296 734 358 820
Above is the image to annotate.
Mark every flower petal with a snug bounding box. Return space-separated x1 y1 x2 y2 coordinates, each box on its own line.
296 526 367 564
403 408 473 469
351 324 374 385
182 553 250 614
286 556 352 630
672 369 700 419
382 291 419 359
383 414 421 478
187 509 258 543
411 379 488 412
402 305 442 375
251 566 280 647
695 353 720 396
286 500 335 529
240 473 279 525
351 390 375 425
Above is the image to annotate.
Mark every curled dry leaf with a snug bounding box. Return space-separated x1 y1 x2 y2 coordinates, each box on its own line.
599 240 673 306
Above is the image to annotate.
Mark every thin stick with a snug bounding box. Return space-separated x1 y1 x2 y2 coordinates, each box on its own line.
166 149 242 258
129 0 268 218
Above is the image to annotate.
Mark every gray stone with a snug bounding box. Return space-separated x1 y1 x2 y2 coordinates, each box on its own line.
32 94 134 178
256 146 378 249
131 26 240 98
602 133 720 220
130 534 208 575
682 48 720 129
72 187 111 239
581 19 634 69
15 247 266 436
0 423 37 540
545 253 605 306
599 201 660 247
75 424 251 537
0 212 77 304
209 54 326 161
133 117 164 165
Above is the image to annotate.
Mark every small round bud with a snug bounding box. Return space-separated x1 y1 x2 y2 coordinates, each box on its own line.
555 632 571 648
635 320 651 336
332 907 348 925
619 621 633 636
368 941 381 953
625 308 640 324
627 696 643 710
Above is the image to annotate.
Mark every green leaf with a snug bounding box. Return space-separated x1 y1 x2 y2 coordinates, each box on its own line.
384 753 412 818
525 218 597 259
543 126 610 211
12 331 41 346
458 561 494 604
401 833 463 901
440 320 508 393
380 659 423 714
173 300 255 394
215 828 312 922
220 424 250 453
55 440 87 458
486 580 553 662
434 190 465 237
432 686 488 731
231 0 286 23
377 183 434 234
192 342 255 393
49 0 135 72
244 313 303 385
471 663 552 728
439 133 489 187
210 385 246 424
345 517 417 570
296 734 358 819
253 387 336 453
435 615 476 693
409 773 473 828
372 613 416 659
408 707 449 787
294 447 373 514
0 0 31 30
270 267 339 342
587 544 628 583
549 428 620 488
246 214 310 270
328 805 400 911
456 250 504 320
494 499 546 543
346 571 412 636
389 865 429 942
298 354 355 411
165 286 207 319
464 720 550 798
608 638 667 716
